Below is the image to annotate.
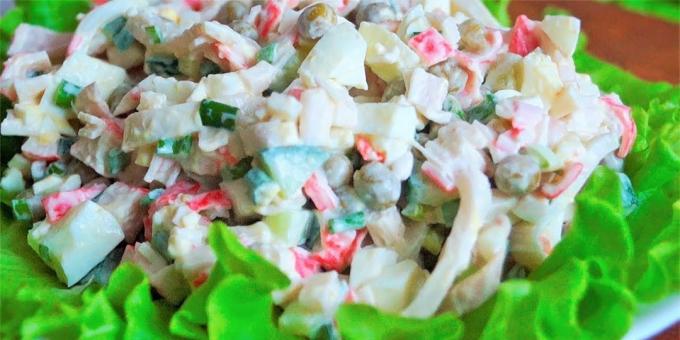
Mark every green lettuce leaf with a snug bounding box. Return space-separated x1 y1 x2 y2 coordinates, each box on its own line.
207 275 294 339
336 304 463 340
599 0 680 23
482 0 511 27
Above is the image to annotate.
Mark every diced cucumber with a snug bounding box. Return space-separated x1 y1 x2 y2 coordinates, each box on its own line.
57 137 75 157
245 168 280 206
422 228 443 255
106 148 129 175
151 225 172 260
146 55 180 77
150 265 190 305
401 202 443 224
27 201 124 286
103 17 134 50
407 170 457 207
199 99 238 130
46 162 66 176
270 50 302 92
1 167 25 194
328 211 365 233
258 146 329 196
11 198 32 221
257 43 277 64
617 172 638 216
441 200 459 226
223 156 253 181
263 210 313 246
31 161 47 181
464 93 496 123
279 302 331 338
8 154 30 177
524 144 563 171
32 174 65 195
145 25 163 44
442 94 464 120
157 135 193 158
200 59 222 77
140 188 164 207
54 80 82 109
302 213 320 250
220 179 257 220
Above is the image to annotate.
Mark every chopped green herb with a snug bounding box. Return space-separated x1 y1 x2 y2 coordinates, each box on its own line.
199 99 238 130
103 16 134 50
145 25 162 44
54 80 82 109
140 188 164 207
146 55 180 77
256 43 277 64
442 94 464 119
156 135 193 158
464 93 496 123
226 157 253 181
102 16 127 38
11 198 32 221
200 59 222 77
46 162 65 176
328 211 365 233
106 149 129 175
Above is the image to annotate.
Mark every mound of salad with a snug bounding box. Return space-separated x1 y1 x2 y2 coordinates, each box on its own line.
0 0 678 339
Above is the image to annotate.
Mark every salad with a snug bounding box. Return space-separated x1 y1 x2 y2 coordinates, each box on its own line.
1 0 678 339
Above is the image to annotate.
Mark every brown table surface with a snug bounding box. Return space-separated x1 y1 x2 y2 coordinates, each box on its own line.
509 2 679 338
509 0 680 84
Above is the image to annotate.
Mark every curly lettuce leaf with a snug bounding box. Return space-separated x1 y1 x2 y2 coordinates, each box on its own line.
0 0 90 61
208 275 295 340
170 223 290 338
336 304 463 340
481 0 511 27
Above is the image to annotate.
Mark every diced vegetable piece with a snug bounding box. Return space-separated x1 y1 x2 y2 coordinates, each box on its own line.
54 80 82 109
46 162 65 176
146 55 180 77
521 50 563 105
464 93 496 123
42 182 107 223
257 43 277 64
245 167 280 206
11 198 32 221
102 16 126 37
103 16 134 50
106 148 129 175
199 99 238 130
31 161 47 181
270 50 302 92
1 167 25 194
617 172 638 216
156 135 193 158
123 102 202 151
140 188 164 207
57 138 75 157
224 156 253 181
145 25 163 44
523 144 563 171
27 201 124 286
8 154 30 177
301 215 321 250
407 169 458 207
422 229 444 255
220 179 257 220
200 59 222 77
329 211 366 233
264 210 314 247
259 146 329 196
